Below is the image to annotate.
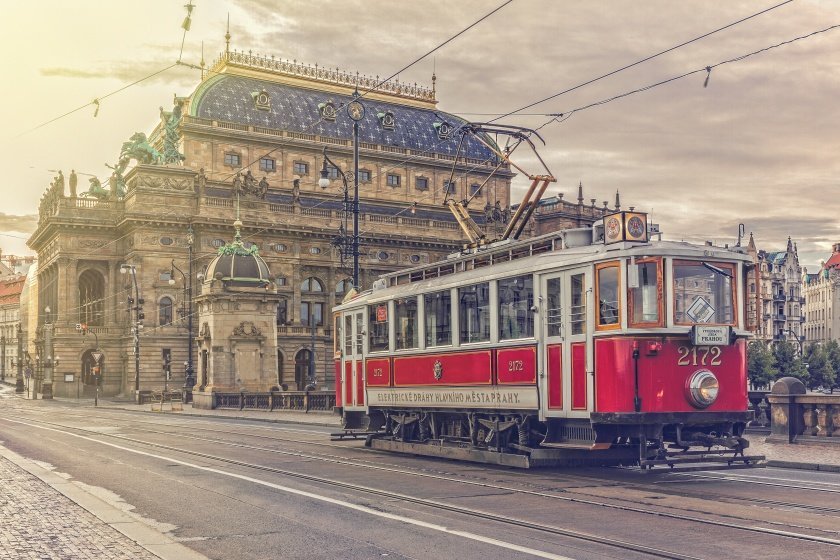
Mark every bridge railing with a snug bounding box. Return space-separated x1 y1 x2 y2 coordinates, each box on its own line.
767 377 840 443
212 390 336 413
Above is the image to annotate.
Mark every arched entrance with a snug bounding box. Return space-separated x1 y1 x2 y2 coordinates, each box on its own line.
294 349 311 390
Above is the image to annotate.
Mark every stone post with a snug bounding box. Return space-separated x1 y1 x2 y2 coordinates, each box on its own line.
767 377 807 443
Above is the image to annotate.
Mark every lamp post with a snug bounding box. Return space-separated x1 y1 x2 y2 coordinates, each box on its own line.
786 327 804 355
169 231 194 399
319 93 363 290
15 324 24 393
120 264 143 398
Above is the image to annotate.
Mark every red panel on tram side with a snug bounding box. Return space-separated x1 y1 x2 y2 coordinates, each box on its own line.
366 358 391 386
335 361 343 407
393 351 492 386
571 342 587 410
546 344 563 409
344 361 354 405
594 337 748 413
355 360 365 405
496 346 537 385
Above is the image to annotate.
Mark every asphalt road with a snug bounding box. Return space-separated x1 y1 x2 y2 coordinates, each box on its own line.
2 394 840 560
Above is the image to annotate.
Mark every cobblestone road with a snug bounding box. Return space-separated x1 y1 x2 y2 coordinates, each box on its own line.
0 456 159 560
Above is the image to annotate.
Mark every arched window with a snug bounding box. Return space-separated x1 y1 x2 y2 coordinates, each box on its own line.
295 349 312 390
335 278 352 296
78 269 105 326
159 297 174 326
301 277 323 292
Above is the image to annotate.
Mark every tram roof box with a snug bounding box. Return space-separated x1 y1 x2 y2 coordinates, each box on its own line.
561 228 594 248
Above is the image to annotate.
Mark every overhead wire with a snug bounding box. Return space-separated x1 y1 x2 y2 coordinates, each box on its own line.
488 0 795 124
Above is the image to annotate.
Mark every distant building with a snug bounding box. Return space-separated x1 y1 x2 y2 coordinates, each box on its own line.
745 234 803 344
802 243 840 344
0 274 25 383
517 184 624 238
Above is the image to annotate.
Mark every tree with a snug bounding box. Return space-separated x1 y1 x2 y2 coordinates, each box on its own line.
772 340 809 385
804 343 835 391
823 340 840 392
747 340 777 389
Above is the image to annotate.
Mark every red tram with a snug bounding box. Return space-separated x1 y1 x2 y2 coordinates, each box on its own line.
333 211 760 469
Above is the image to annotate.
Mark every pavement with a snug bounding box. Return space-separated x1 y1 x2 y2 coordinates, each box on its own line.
3 381 840 559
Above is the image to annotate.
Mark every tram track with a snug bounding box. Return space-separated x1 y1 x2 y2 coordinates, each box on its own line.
29 407 840 520
4 409 840 555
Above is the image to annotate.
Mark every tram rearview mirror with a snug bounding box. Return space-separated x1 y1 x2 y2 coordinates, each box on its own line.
627 263 640 289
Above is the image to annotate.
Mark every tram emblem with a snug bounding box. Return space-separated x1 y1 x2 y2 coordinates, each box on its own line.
433 360 443 380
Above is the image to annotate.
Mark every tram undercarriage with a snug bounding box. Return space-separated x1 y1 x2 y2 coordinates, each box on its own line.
343 409 765 470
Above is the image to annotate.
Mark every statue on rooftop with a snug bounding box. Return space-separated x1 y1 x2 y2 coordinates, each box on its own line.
56 170 65 195
160 96 186 165
69 170 78 198
80 177 109 200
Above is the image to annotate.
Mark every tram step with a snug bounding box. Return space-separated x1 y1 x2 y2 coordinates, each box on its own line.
640 454 766 468
330 430 380 441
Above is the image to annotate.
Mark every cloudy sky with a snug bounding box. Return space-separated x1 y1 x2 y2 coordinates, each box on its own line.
1 0 838 270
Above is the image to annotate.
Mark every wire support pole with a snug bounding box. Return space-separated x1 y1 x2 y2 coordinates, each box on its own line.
352 120 360 291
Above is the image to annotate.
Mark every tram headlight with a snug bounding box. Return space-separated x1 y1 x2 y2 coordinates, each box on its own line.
685 369 719 409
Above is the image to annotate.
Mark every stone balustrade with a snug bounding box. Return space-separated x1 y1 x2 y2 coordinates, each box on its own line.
767 377 840 443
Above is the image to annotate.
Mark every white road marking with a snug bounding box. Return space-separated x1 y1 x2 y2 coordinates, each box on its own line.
9 419 575 560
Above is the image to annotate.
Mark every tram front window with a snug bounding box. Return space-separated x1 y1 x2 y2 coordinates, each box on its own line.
629 259 661 327
673 261 735 325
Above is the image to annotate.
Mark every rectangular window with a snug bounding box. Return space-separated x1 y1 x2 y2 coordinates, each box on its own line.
596 262 621 329
387 174 401 187
224 153 241 167
394 297 418 350
628 258 662 327
470 183 481 196
368 303 389 352
293 161 309 175
327 165 340 179
546 278 562 337
673 260 735 325
498 275 534 340
259 157 276 172
359 169 372 182
444 180 456 194
459 283 490 344
424 290 452 347
300 302 324 327
415 177 428 191
570 273 586 335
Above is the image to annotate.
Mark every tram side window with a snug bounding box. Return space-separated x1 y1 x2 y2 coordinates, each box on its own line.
596 263 621 329
499 275 534 340
424 290 452 346
368 303 389 352
673 261 735 325
629 259 662 327
570 273 586 335
459 282 491 344
395 297 419 350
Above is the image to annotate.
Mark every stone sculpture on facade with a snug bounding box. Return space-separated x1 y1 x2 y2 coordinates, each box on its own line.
195 168 207 196
231 171 267 199
80 177 109 200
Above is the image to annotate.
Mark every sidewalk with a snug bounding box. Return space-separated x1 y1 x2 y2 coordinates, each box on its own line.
0 446 207 560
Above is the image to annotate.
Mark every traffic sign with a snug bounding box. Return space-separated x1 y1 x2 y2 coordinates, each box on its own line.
92 351 103 364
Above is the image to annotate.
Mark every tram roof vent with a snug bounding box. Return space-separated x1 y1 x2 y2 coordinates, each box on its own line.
372 278 387 292
562 228 594 248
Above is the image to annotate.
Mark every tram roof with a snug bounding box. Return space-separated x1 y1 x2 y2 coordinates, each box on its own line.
335 229 751 310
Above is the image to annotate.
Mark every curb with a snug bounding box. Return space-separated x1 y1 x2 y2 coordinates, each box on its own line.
0 445 209 560
94 404 343 429
766 459 840 473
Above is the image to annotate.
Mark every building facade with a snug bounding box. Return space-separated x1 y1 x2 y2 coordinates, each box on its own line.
0 275 24 385
26 46 521 398
802 243 840 344
746 234 804 345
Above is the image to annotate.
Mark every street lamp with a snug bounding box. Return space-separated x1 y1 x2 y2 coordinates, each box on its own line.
120 264 144 397
14 324 24 393
169 228 195 399
786 327 804 355
319 94 363 290
41 306 57 399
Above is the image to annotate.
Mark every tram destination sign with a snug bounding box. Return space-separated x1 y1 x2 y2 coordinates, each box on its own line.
690 325 731 346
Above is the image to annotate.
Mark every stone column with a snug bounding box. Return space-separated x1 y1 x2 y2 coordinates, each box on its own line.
767 377 807 443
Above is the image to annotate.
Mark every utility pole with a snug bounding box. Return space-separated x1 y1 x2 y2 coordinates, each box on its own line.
120 264 144 399
15 324 23 393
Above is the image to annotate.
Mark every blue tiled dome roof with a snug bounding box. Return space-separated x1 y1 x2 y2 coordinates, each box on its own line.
191 75 495 160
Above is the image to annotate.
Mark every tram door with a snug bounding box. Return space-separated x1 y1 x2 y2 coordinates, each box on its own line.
542 268 591 418
341 310 365 409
